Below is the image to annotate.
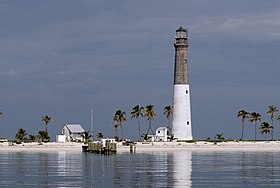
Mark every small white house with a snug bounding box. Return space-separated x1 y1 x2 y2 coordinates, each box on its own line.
146 127 171 142
62 124 85 142
155 127 171 142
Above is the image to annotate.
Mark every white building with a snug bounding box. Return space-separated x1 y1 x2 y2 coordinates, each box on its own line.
62 124 85 142
155 127 171 142
147 127 171 142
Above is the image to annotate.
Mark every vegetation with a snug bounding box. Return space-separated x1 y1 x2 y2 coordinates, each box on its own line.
214 133 225 141
80 130 92 142
29 134 36 142
237 110 250 140
4 102 280 143
38 130 50 142
42 115 52 134
236 105 280 141
267 105 278 140
259 122 273 140
113 110 126 141
249 112 262 141
96 132 104 140
144 104 156 135
131 105 144 141
164 105 173 130
112 124 119 141
142 133 148 141
15 128 28 143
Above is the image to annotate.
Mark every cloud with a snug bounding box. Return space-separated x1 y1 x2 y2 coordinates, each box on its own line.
1 0 280 140
191 9 280 41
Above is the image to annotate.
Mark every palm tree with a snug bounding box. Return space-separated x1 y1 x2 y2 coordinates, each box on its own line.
38 130 50 142
267 105 278 140
214 133 225 141
164 105 173 130
249 112 262 141
42 115 52 134
0 110 2 134
131 105 144 141
113 124 119 141
96 132 104 140
29 134 36 142
144 104 156 135
237 110 250 140
113 110 126 141
259 122 274 140
15 128 28 142
80 130 92 142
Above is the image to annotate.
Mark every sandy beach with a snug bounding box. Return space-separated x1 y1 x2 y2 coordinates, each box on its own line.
120 141 280 152
0 142 84 152
1 141 280 152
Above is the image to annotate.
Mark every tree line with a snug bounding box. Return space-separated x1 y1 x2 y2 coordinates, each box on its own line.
0 111 52 143
14 115 52 143
113 104 173 141
237 105 280 141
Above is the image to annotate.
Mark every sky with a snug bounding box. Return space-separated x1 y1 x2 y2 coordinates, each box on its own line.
1 0 280 141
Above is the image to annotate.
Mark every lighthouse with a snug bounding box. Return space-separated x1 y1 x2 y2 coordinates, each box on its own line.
172 27 193 140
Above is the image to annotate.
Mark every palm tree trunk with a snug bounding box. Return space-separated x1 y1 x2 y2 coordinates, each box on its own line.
272 119 274 140
146 120 154 135
167 117 170 129
120 123 124 141
114 126 118 140
150 120 154 135
241 122 244 140
45 123 48 134
146 122 150 135
137 118 141 141
254 122 257 141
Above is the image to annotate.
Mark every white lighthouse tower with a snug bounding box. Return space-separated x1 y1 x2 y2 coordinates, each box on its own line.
172 27 193 140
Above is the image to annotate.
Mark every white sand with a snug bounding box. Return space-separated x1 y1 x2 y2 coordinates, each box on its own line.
1 141 280 152
117 141 280 152
0 142 84 152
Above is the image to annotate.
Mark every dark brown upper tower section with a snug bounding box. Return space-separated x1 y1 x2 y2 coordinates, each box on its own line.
174 27 189 85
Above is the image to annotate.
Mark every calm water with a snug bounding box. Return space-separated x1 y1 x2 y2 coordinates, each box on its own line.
1 150 280 187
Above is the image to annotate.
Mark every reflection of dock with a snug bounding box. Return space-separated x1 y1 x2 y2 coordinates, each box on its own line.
86 139 117 154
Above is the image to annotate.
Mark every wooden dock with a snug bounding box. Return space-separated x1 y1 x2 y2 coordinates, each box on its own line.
86 140 117 154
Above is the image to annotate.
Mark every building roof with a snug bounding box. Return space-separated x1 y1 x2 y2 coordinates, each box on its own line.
63 124 85 133
156 127 169 131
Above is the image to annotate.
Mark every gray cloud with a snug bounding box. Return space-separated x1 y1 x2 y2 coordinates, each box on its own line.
0 1 280 140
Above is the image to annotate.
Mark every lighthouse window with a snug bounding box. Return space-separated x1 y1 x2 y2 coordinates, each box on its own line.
187 121 189 125
186 90 188 94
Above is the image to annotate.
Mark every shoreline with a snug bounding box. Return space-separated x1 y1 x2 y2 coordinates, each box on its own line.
1 141 280 152
0 142 84 152
118 141 280 152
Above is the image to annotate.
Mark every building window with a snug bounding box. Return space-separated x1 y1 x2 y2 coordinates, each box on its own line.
186 90 188 94
158 131 160 133
187 121 189 125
